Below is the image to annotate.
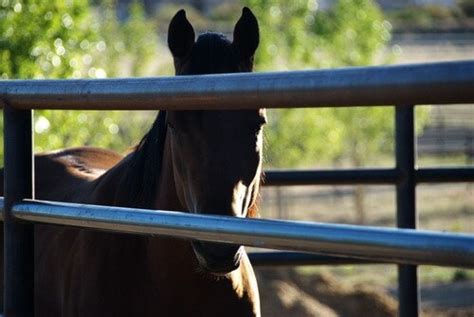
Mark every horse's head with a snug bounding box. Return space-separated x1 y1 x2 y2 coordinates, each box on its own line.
166 8 264 274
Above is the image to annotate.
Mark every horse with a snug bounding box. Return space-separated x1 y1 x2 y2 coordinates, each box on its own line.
0 7 264 316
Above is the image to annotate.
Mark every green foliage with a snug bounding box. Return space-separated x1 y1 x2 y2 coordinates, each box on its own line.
34 110 154 153
95 0 169 77
210 2 243 23
153 4 211 34
122 2 161 76
312 0 391 67
244 0 389 71
244 0 404 168
0 0 97 79
0 0 161 163
264 108 345 167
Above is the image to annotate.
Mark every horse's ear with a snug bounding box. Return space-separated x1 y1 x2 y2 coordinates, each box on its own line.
233 7 259 60
168 9 195 59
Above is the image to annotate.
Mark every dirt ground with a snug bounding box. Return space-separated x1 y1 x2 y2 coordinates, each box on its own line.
255 268 474 317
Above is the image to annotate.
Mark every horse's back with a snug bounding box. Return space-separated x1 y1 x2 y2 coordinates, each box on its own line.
0 146 122 199
45 146 123 172
36 147 123 197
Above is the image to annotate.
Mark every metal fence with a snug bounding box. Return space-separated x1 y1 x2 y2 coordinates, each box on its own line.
1 60 474 317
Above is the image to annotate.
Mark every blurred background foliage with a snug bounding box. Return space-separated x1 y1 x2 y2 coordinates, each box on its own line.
245 0 400 169
1 0 423 171
0 0 166 157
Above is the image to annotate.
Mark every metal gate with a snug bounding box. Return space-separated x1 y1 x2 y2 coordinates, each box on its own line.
1 60 474 316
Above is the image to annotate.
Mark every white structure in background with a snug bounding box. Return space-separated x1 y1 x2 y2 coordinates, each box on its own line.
376 0 457 9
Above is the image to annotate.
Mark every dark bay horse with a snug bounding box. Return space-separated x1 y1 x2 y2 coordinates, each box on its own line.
0 8 264 316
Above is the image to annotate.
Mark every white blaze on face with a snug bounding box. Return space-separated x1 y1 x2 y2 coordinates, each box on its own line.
233 181 249 218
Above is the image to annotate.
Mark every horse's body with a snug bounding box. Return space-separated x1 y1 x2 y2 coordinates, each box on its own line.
0 8 263 316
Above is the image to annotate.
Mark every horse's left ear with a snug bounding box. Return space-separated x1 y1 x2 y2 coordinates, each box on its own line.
168 9 195 59
233 7 259 60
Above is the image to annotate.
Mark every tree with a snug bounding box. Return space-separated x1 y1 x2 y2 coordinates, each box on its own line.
244 0 430 223
1 0 97 162
244 0 393 166
95 0 169 77
0 0 96 80
0 0 161 161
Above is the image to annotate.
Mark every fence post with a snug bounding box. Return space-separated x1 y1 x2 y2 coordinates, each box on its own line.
395 105 419 317
3 106 35 316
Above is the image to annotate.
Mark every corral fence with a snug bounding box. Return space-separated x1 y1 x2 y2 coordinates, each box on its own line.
1 60 474 317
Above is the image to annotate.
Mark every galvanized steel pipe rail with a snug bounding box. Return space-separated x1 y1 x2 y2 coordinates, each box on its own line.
0 198 378 266
1 60 474 110
263 167 474 185
10 199 474 268
2 60 474 317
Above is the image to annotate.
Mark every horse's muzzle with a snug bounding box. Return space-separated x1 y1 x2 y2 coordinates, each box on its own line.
191 241 243 274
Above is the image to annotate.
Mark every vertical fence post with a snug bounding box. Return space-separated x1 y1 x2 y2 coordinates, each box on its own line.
395 105 419 317
4 105 35 316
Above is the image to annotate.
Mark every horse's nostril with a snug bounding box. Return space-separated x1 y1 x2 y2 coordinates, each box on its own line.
193 241 242 259
191 241 243 273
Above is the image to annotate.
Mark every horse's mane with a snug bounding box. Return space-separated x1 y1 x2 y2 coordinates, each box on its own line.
247 198 260 218
117 111 167 208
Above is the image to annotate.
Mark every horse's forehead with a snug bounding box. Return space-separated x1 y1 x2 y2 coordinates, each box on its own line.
187 33 236 74
194 33 232 54
202 110 265 126
170 110 263 123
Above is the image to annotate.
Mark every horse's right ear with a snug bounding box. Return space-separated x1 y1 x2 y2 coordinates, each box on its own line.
168 10 195 59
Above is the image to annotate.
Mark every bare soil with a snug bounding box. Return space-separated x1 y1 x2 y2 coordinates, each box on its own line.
256 268 474 317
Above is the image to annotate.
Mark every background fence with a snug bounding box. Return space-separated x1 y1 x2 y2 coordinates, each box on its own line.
1 60 474 317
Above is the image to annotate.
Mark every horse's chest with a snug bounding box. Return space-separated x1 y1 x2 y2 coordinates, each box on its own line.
35 230 258 316
36 229 153 315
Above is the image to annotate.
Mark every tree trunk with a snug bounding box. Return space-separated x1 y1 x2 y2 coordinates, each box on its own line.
354 185 365 224
351 149 366 224
276 186 285 219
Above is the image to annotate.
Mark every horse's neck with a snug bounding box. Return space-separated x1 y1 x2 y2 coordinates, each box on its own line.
90 137 258 313
89 137 192 265
153 135 184 211
88 155 136 206
91 134 178 211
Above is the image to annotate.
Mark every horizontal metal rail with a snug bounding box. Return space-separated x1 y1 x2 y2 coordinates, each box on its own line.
11 199 474 268
415 167 474 183
1 165 470 267
0 198 376 266
265 169 399 185
1 60 474 110
248 252 377 266
264 167 474 186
